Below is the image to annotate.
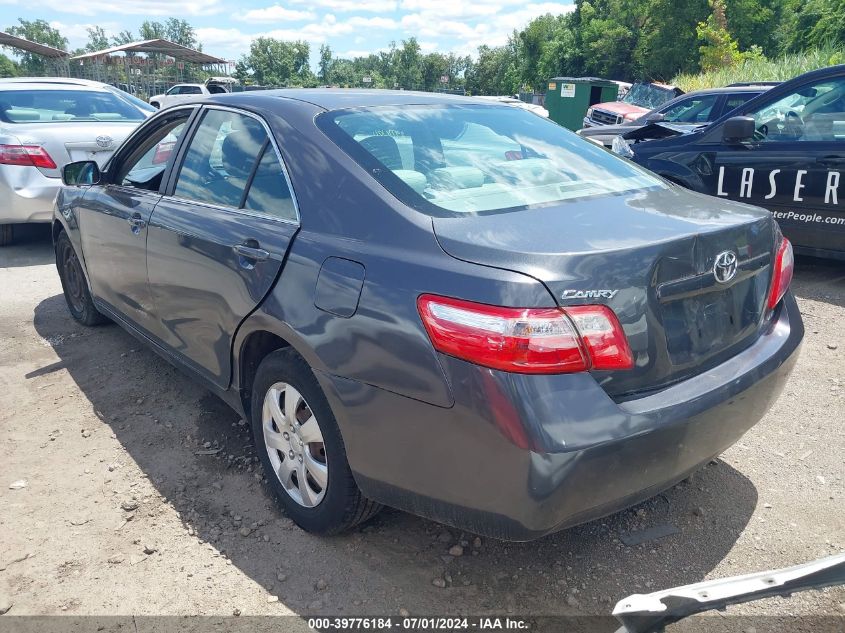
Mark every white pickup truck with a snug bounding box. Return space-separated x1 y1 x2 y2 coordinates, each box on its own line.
148 78 234 109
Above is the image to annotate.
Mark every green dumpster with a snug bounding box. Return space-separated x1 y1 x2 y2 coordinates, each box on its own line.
545 77 619 131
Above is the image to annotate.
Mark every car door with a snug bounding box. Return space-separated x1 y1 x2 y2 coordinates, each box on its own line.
707 75 845 254
77 106 194 333
145 105 299 388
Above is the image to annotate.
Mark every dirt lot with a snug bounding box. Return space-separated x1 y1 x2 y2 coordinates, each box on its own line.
1 225 843 628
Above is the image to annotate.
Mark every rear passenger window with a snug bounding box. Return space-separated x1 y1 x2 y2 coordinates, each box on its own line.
243 145 296 221
174 109 266 208
723 93 756 114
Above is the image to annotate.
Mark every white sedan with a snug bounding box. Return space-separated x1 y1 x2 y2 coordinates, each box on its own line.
474 95 549 118
0 77 153 245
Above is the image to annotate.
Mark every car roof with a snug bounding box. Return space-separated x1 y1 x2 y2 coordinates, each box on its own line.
0 77 112 91
684 85 776 95
214 88 484 111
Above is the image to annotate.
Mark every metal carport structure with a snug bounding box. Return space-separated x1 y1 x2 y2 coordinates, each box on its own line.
0 31 70 76
69 39 229 99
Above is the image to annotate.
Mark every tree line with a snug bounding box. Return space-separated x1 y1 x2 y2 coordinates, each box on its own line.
2 0 844 93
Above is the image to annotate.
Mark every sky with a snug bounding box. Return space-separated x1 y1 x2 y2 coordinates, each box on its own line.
1 0 575 67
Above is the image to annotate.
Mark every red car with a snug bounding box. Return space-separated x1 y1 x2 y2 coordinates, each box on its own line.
583 82 683 127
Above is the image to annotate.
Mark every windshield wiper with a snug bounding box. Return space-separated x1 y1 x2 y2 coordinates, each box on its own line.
612 553 845 633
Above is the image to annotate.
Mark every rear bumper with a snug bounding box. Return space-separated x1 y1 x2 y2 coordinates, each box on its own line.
0 165 60 224
319 294 803 541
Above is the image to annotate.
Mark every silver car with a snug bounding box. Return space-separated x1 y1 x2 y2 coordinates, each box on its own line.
0 78 153 245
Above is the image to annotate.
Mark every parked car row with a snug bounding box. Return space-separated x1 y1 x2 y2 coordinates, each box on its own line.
3 67 839 540
577 83 776 147
610 64 845 261
0 77 154 245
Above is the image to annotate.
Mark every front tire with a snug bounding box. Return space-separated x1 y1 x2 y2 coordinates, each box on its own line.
251 348 381 534
0 224 12 246
56 231 108 326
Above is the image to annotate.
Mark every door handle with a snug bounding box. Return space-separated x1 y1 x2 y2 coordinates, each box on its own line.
816 155 845 167
233 243 270 262
127 213 146 234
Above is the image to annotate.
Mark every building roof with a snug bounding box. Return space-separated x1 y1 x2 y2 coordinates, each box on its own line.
0 31 69 58
70 39 225 64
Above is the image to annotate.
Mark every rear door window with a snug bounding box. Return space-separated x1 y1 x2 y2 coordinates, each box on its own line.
661 94 718 123
173 109 267 208
243 145 297 221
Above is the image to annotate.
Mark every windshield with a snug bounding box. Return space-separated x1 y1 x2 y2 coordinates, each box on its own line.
0 89 148 124
320 105 663 216
105 85 156 114
623 83 676 110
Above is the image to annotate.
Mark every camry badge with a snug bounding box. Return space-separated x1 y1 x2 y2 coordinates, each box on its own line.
713 251 738 284
561 289 619 300
95 135 114 149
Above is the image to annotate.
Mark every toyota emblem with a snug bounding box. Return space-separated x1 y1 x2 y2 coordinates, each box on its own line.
713 250 738 284
95 135 113 149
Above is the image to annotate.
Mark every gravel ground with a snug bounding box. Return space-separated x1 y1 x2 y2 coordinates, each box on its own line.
0 225 843 629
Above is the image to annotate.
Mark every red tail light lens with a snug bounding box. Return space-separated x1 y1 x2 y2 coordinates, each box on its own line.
417 295 633 374
152 140 175 165
0 144 57 169
767 237 794 310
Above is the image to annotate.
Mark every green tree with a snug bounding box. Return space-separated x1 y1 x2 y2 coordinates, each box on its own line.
697 0 743 71
164 18 198 49
138 20 167 41
725 0 783 55
4 18 68 75
395 38 423 89
318 44 332 84
0 53 18 77
635 0 710 80
576 0 640 79
515 13 577 90
465 44 519 95
85 26 109 53
235 37 313 87
111 30 136 46
780 0 845 52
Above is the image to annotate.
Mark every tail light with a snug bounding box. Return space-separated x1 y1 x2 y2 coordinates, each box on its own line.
0 144 57 169
767 237 794 310
152 140 175 165
417 294 633 374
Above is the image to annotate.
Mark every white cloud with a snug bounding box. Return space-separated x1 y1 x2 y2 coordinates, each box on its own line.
47 20 129 50
289 0 397 11
35 0 223 16
237 4 316 23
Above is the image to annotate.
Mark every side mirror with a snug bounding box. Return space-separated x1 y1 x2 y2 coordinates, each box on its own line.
62 161 101 186
645 112 665 123
722 116 756 143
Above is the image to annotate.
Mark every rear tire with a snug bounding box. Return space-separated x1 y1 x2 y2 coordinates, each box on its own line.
56 231 108 326
251 348 381 535
0 224 12 246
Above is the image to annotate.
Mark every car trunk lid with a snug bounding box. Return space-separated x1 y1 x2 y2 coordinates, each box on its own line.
6 121 138 178
432 186 777 398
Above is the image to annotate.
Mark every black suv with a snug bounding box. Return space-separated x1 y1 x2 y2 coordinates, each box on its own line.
578 84 775 147
614 66 845 260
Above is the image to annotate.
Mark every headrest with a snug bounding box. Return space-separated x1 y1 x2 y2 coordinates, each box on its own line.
221 128 265 180
359 135 403 170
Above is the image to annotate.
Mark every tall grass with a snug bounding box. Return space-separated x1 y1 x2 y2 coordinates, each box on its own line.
672 45 845 91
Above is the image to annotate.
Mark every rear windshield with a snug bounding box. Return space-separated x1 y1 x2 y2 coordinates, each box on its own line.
319 104 663 216
0 89 147 124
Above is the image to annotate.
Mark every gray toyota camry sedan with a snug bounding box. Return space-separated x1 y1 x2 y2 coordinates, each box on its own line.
53 90 803 540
